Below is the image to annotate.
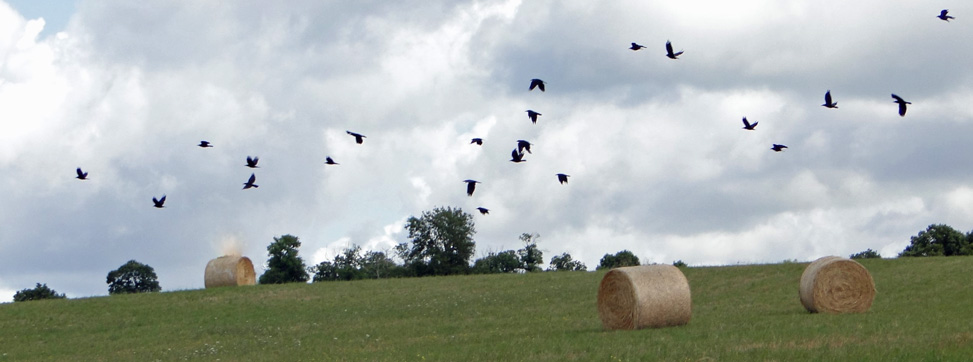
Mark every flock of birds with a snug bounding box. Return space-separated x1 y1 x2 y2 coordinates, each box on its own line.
68 8 956 216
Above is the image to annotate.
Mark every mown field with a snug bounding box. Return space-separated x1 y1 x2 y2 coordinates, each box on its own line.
1 256 971 361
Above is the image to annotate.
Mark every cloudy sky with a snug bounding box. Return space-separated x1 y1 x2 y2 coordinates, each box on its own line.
2 0 973 301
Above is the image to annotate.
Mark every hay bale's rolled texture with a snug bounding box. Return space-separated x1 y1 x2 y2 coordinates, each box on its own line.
597 265 692 330
204 255 256 288
799 256 876 314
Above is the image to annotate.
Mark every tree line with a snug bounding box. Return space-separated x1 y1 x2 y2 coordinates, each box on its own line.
15 213 972 302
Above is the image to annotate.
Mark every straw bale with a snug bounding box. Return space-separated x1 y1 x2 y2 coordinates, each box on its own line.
597 265 692 330
204 255 256 288
799 256 876 314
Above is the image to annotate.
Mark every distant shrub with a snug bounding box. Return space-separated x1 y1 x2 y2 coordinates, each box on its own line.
597 250 640 270
673 260 687 268
850 249 881 260
13 283 66 302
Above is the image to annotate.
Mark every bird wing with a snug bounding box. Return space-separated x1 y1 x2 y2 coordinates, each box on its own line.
898 102 907 116
248 174 256 183
538 82 545 92
666 41 673 55
891 94 904 103
76 168 84 177
942 9 949 17
742 117 751 128
825 91 832 104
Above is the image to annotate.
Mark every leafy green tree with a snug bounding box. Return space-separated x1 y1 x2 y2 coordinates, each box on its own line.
899 224 972 257
106 260 161 295
13 283 66 302
673 260 688 267
547 252 587 271
597 250 640 270
313 246 404 282
259 234 309 284
472 250 522 274
850 249 881 259
517 233 543 272
396 206 476 276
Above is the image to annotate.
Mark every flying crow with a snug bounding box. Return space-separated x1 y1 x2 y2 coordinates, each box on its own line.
891 94 911 117
938 9 955 22
510 148 526 163
243 173 258 189
476 207 489 215
771 144 788 152
526 110 541 124
463 179 480 196
198 141 213 148
75 167 88 180
346 131 366 144
629 42 646 51
556 173 570 184
742 117 757 130
471 138 483 145
517 140 533 154
245 156 259 168
529 78 546 92
665 40 684 59
153 195 166 208
822 90 838 108
325 156 338 165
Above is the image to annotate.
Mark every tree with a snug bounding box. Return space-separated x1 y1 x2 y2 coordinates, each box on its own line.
13 283 66 302
673 260 688 268
106 260 161 295
850 249 881 259
312 246 404 282
548 252 587 271
396 206 476 276
899 224 972 257
597 250 640 270
472 250 522 274
517 233 544 272
259 234 309 284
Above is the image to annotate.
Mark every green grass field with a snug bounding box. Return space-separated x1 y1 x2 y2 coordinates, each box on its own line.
1 256 971 361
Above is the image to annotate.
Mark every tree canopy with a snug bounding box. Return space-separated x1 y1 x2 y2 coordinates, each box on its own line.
597 250 640 270
548 252 587 271
13 283 66 302
312 245 403 282
396 206 476 276
106 260 161 295
518 233 544 272
850 248 881 259
259 234 310 284
899 224 972 257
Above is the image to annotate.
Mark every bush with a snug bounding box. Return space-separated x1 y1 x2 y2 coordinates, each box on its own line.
850 249 881 259
13 283 66 302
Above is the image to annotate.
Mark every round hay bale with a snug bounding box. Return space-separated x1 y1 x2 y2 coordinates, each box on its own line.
204 255 256 288
799 256 876 314
597 265 692 330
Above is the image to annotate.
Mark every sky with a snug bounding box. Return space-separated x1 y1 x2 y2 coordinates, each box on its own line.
2 1 973 301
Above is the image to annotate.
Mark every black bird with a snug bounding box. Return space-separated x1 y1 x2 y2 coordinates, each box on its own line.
198 141 213 148
556 173 570 184
938 9 955 22
526 110 541 124
629 42 646 51
510 148 526 163
822 90 838 108
245 156 259 168
771 144 788 152
463 179 480 196
243 173 258 189
665 40 684 59
75 167 88 180
152 195 166 208
516 140 533 154
325 156 338 165
741 117 757 130
476 207 489 215
891 94 911 117
471 138 483 145
529 78 545 92
346 131 366 144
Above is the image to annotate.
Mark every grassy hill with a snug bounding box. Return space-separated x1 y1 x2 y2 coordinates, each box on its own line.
1 257 971 361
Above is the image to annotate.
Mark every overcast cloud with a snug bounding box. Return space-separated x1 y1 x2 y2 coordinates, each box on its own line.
2 0 973 301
